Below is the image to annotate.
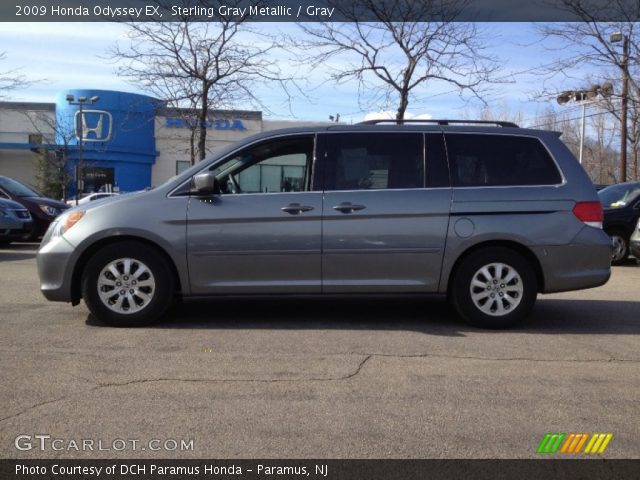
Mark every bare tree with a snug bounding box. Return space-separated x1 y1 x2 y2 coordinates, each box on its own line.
536 4 640 180
0 51 29 98
627 98 640 179
21 110 77 201
294 0 500 120
474 104 527 126
527 105 619 184
585 103 619 184
110 0 293 164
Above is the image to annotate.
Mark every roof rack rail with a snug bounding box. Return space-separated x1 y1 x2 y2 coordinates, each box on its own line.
358 119 520 128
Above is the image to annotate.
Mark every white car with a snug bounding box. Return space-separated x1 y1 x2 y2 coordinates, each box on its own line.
66 192 120 206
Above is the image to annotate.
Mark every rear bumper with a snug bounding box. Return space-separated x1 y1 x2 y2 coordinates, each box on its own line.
534 227 612 293
630 239 640 260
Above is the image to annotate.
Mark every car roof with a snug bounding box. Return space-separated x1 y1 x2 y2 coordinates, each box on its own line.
245 123 552 143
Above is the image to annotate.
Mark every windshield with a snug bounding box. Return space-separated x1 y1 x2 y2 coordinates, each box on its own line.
0 176 42 197
598 183 640 208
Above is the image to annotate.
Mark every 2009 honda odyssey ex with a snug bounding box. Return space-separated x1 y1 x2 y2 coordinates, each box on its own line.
37 120 612 329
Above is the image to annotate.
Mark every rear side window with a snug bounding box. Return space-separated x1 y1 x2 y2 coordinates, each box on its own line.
319 133 424 191
445 134 562 187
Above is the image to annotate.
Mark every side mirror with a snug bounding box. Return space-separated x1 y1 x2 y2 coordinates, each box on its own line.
192 172 220 195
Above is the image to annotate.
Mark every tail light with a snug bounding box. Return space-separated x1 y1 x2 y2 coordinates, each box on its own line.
573 201 603 229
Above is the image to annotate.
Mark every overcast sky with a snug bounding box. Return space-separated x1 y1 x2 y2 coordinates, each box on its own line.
0 22 603 126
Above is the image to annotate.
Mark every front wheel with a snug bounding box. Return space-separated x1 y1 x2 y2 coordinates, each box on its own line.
450 247 537 329
81 242 174 327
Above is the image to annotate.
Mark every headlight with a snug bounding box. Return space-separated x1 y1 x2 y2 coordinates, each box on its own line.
38 204 61 217
44 210 85 244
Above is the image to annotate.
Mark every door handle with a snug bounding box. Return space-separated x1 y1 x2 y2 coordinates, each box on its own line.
281 203 314 215
333 202 366 214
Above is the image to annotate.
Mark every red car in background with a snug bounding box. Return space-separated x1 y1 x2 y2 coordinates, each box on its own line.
0 176 69 240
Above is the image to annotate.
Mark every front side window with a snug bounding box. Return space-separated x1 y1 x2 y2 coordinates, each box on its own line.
445 134 562 187
320 133 424 191
210 136 314 194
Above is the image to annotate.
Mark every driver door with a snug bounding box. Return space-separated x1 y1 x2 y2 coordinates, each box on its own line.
186 134 322 295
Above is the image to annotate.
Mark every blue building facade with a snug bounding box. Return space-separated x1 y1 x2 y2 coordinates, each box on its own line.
57 89 161 195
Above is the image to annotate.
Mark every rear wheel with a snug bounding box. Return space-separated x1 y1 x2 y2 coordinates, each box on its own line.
450 247 537 329
81 242 174 327
608 230 629 265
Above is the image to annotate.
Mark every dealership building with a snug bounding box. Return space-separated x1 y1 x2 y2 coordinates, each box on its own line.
0 89 323 195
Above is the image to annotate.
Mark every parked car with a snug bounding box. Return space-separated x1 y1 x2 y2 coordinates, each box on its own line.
0 176 70 240
66 192 120 206
630 217 640 262
0 198 33 244
37 120 612 329
597 181 640 264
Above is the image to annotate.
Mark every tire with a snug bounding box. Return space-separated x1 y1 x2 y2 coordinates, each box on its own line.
608 230 629 265
450 247 537 329
81 242 174 327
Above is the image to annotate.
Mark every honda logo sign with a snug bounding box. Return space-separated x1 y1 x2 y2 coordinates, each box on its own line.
75 110 113 142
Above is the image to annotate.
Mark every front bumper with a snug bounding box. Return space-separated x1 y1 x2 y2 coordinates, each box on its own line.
534 226 612 293
37 235 77 302
1 221 34 240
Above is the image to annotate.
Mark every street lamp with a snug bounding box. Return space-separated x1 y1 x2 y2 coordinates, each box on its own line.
66 94 99 205
610 32 629 182
557 83 613 164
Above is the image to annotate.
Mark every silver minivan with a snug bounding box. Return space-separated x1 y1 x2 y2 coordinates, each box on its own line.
37 121 612 328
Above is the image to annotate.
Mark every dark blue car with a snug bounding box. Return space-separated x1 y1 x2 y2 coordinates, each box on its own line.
0 197 33 244
598 181 640 264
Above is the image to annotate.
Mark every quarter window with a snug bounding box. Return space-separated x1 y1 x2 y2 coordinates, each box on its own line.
445 134 562 187
321 133 424 191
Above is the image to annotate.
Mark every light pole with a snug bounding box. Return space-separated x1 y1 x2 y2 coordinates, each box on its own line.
557 83 613 164
610 32 629 182
66 94 99 205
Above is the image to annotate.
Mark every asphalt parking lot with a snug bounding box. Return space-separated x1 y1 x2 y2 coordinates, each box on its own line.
0 243 639 459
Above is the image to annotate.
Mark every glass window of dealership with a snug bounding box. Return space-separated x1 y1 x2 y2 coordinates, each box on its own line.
0 90 324 195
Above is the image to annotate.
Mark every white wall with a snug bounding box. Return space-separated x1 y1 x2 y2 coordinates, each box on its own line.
0 103 56 186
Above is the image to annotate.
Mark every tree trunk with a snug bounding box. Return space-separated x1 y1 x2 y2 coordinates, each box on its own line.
189 129 196 166
396 90 409 121
634 142 638 180
197 82 210 162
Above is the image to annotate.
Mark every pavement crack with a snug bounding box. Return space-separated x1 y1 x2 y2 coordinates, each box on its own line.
357 352 638 363
0 391 90 423
0 355 372 422
341 354 372 380
94 355 373 388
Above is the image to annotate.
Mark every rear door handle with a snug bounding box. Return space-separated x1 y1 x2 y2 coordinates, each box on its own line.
333 202 366 214
281 203 314 215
